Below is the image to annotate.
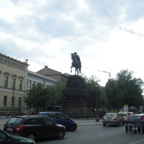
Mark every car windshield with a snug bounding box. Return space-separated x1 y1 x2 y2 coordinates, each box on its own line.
105 113 115 118
7 118 23 124
129 115 142 120
47 114 56 118
119 113 127 116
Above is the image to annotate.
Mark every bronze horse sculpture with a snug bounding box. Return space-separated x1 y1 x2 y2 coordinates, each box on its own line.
71 53 81 75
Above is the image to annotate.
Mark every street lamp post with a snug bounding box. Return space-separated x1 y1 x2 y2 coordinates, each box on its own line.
11 88 15 116
95 94 99 122
95 84 99 122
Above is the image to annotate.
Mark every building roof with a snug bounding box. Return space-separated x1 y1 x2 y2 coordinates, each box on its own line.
28 70 58 83
0 53 29 66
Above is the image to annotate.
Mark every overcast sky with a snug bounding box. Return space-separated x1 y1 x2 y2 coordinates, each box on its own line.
1 0 144 86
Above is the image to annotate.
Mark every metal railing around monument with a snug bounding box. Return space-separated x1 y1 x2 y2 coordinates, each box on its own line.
65 111 106 119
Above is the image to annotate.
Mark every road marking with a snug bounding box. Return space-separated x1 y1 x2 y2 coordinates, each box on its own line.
129 139 144 144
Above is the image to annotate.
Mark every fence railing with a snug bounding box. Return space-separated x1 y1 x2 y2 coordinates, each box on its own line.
0 108 26 116
64 111 106 119
0 108 106 119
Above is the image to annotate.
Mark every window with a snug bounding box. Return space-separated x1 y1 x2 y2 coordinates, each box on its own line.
11 97 15 107
24 119 34 124
8 118 23 124
43 117 54 125
12 78 16 89
4 77 8 88
19 98 22 108
129 115 142 120
19 80 22 90
3 96 7 106
56 114 68 120
27 80 32 88
47 114 56 119
33 81 36 85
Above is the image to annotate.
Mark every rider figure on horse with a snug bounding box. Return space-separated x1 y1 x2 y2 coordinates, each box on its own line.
71 52 81 75
74 52 81 64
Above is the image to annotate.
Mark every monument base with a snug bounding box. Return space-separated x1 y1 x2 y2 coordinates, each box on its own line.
63 100 88 113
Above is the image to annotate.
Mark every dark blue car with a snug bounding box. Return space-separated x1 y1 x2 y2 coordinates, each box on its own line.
39 112 77 131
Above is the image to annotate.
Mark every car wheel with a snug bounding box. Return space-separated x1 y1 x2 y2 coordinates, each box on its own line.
28 134 35 141
70 125 77 131
116 122 119 127
57 131 64 139
103 124 106 127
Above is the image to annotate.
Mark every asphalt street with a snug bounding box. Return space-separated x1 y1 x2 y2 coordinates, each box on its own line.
1 118 144 144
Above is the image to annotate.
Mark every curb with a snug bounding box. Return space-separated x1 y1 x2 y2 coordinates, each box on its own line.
78 123 102 126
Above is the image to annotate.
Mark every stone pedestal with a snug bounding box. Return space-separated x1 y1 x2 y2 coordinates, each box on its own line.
63 75 88 113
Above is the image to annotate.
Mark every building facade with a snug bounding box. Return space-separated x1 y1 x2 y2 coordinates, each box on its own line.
27 70 58 90
0 54 68 115
0 53 28 115
37 66 68 84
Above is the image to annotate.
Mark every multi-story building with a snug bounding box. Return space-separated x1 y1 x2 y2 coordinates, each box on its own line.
27 70 58 90
0 53 68 115
0 53 28 115
27 70 58 112
37 66 68 84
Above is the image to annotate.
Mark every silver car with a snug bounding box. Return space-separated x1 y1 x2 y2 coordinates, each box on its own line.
102 113 124 126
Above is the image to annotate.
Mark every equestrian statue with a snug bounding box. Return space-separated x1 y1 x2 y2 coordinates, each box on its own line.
71 52 81 75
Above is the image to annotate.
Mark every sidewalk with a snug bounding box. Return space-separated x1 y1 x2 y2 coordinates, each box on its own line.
0 118 102 126
74 118 102 126
0 118 9 126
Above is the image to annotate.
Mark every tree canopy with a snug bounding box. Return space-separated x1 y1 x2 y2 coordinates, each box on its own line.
24 83 66 111
105 70 144 110
24 70 144 112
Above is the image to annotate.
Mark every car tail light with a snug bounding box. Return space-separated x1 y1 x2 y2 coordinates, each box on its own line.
16 126 24 132
114 118 117 120
126 116 129 123
102 118 105 120
142 116 144 124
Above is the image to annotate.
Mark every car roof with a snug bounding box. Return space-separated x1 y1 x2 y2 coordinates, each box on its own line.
132 114 144 116
12 115 48 119
39 112 62 114
106 113 117 114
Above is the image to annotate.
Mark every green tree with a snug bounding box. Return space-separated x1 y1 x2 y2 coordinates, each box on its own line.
105 70 144 110
116 70 144 108
84 75 100 110
105 78 119 110
99 86 108 108
48 83 66 106
24 83 66 111
24 83 49 111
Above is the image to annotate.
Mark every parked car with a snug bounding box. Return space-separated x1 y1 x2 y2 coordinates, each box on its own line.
3 115 66 141
39 112 77 131
102 113 124 126
0 128 35 144
119 112 133 123
125 114 144 133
